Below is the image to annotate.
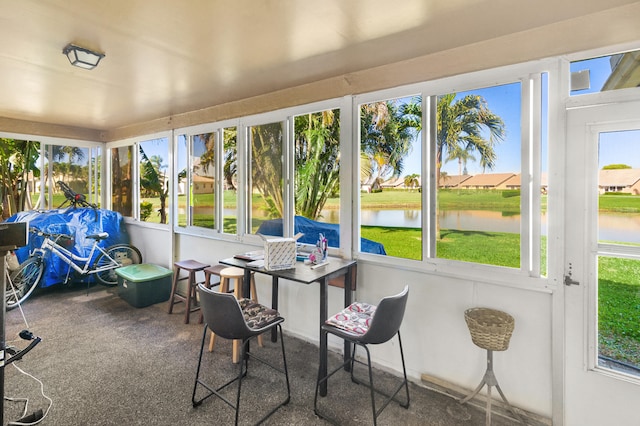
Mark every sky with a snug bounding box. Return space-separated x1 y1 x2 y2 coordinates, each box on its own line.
401 53 639 177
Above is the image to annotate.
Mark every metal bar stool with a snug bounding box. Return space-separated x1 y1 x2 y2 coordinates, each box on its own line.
167 259 209 324
209 267 263 363
460 307 524 425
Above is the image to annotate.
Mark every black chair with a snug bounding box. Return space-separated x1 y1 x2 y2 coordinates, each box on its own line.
192 284 290 425
314 285 410 425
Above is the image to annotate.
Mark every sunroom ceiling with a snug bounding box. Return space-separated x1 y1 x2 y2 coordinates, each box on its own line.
0 0 639 134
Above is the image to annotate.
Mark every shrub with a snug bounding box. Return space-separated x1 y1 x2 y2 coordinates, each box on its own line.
140 201 153 221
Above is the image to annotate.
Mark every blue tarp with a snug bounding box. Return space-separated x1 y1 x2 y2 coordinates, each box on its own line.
256 216 386 255
5 208 130 287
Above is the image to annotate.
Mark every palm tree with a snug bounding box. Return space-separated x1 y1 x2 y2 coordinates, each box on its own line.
0 139 40 218
436 93 505 186
223 128 237 191
360 100 416 185
295 109 341 220
404 173 420 191
51 146 86 184
139 146 169 224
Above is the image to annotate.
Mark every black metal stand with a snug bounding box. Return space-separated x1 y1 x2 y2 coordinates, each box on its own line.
1 246 15 425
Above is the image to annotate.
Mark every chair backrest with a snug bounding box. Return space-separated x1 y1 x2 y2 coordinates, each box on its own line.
198 284 250 340
360 285 409 345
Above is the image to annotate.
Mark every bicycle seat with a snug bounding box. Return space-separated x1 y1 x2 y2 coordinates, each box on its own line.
86 232 109 240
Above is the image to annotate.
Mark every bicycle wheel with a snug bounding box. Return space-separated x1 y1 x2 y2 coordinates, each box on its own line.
6 257 44 310
94 244 143 286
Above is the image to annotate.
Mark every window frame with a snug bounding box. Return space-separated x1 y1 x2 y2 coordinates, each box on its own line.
106 131 171 228
352 60 554 288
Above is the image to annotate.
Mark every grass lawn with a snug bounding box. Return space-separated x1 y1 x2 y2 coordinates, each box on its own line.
598 257 640 367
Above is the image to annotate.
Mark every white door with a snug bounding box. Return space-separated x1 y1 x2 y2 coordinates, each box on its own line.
564 100 640 425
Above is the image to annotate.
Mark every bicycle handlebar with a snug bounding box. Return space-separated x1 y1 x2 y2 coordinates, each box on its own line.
29 227 73 241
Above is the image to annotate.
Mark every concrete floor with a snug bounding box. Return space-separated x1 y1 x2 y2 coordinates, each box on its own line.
3 283 527 425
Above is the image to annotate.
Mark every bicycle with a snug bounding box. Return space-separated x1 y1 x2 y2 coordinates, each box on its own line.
5 228 142 310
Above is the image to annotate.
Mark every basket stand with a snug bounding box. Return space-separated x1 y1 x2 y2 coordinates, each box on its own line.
460 308 524 425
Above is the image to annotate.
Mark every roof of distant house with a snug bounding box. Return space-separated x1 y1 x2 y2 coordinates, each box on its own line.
599 168 640 187
460 173 516 187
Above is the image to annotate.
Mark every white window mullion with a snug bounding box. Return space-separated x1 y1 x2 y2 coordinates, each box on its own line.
530 73 543 277
425 94 437 259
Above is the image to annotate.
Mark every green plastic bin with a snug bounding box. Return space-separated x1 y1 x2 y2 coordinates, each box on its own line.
116 264 173 308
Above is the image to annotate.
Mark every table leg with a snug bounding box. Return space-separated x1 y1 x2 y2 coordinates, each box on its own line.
343 265 354 371
319 276 329 396
271 276 279 342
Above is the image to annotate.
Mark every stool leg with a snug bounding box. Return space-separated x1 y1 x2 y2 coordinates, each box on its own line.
250 274 264 348
232 276 243 363
208 277 228 352
167 267 180 314
184 271 195 324
198 271 210 324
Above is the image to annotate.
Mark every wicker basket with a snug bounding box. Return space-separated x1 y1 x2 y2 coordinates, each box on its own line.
464 308 515 352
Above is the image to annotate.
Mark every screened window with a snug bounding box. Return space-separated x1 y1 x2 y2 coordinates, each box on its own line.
435 83 521 268
138 137 169 224
570 48 640 95
248 122 283 234
294 109 341 247
359 96 422 258
111 146 133 217
355 74 546 275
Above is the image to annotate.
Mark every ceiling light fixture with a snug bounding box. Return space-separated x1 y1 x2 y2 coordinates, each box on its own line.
62 43 105 70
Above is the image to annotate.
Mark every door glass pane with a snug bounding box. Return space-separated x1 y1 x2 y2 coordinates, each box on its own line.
598 130 640 245
597 256 640 375
249 122 283 234
596 128 640 376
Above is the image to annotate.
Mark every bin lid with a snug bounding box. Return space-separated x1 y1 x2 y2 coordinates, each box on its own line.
115 264 173 282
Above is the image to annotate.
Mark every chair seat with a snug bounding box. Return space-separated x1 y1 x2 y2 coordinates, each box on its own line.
325 301 377 336
239 298 280 330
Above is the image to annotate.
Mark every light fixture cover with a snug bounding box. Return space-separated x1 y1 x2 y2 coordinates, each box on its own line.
62 44 105 70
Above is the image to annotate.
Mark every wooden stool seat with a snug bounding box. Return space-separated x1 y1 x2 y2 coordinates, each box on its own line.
197 264 228 324
209 267 263 362
167 259 210 324
204 264 226 287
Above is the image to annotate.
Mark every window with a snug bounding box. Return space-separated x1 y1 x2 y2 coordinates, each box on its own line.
293 109 341 248
111 145 133 217
222 126 238 234
435 83 522 268
570 48 640 95
191 132 215 228
138 137 169 224
248 121 284 234
359 96 422 258
355 72 546 276
0 137 101 217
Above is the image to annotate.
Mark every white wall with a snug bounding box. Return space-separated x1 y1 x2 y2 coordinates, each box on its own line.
131 225 553 419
